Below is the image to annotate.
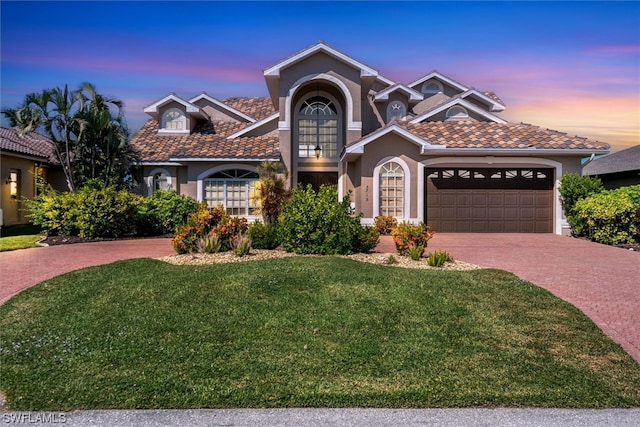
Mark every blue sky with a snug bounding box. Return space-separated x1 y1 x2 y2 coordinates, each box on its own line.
1 1 639 151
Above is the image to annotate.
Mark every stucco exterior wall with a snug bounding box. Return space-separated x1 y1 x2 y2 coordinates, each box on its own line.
1 154 40 225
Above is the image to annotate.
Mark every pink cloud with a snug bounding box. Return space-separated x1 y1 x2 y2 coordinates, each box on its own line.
587 44 640 56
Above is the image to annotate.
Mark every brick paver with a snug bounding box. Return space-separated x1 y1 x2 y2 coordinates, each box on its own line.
0 238 174 305
1 234 638 364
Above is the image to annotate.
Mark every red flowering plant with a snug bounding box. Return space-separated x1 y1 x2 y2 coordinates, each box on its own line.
211 214 248 251
391 222 435 257
172 203 248 254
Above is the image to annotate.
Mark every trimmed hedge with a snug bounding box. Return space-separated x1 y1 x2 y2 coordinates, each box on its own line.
573 185 640 244
278 184 379 255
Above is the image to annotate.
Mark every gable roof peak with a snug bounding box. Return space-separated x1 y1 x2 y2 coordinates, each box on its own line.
263 41 394 85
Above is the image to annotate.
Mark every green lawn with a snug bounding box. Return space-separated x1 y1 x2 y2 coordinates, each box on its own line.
0 234 42 251
0 224 43 251
1 257 639 410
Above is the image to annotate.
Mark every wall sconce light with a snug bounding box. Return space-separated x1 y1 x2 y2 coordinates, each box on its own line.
314 144 322 159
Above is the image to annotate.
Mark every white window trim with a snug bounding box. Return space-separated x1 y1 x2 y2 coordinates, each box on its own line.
373 157 411 222
280 73 361 131
419 157 564 235
421 79 444 94
446 105 469 118
386 101 406 122
196 164 261 220
294 91 343 161
161 108 187 132
146 168 173 196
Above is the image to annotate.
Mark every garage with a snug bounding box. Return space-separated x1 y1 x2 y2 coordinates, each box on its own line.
426 168 554 232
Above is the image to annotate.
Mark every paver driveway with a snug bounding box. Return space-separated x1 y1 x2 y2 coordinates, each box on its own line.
0 238 174 305
1 234 638 363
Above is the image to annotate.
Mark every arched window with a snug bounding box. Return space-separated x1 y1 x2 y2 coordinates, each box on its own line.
446 106 469 119
422 80 443 96
203 169 259 216
380 162 404 218
153 172 170 192
162 108 186 131
386 101 406 122
298 96 338 159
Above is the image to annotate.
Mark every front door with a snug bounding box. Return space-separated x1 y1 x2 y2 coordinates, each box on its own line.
298 172 338 193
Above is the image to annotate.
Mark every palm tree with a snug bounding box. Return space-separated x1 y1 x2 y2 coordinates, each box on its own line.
2 83 138 191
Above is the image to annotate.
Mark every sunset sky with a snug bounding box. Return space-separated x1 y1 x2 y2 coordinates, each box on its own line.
1 1 639 152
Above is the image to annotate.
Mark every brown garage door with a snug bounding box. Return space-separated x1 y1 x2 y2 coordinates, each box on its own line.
426 168 553 233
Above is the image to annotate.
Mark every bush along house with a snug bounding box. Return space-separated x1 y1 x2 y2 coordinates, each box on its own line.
130 41 610 235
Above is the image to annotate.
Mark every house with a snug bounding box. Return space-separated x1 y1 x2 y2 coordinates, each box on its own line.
0 127 60 226
130 41 610 235
582 145 640 189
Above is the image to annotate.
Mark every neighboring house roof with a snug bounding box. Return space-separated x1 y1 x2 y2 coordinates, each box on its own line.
583 144 640 176
344 121 609 153
0 127 56 162
131 120 279 162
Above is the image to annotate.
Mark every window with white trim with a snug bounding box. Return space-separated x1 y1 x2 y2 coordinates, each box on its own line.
153 172 171 192
203 169 259 216
386 101 406 122
379 162 404 218
446 106 469 119
162 108 186 131
422 80 443 96
297 96 339 159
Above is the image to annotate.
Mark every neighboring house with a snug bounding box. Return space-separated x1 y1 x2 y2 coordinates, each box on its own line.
0 127 58 226
131 41 610 235
582 145 640 189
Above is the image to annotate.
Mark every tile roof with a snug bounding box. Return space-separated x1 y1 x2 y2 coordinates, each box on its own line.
223 97 276 121
0 127 56 162
130 120 279 162
363 121 610 151
583 144 640 176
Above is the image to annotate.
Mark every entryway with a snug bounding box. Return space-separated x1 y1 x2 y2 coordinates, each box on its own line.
298 172 338 192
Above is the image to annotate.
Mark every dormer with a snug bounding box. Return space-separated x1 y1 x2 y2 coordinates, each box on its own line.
373 84 423 123
189 93 257 124
143 93 205 134
409 71 468 98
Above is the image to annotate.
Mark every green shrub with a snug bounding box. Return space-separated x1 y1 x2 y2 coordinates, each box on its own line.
248 220 280 249
278 184 370 255
231 232 252 257
559 173 604 234
374 215 398 235
197 233 222 254
573 185 640 245
351 225 380 253
137 190 199 236
409 245 425 261
26 185 142 239
386 254 398 265
26 188 79 236
74 187 143 239
391 222 435 256
427 250 454 267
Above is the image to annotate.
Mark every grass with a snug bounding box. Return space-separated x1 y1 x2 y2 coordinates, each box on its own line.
0 257 639 410
0 224 43 251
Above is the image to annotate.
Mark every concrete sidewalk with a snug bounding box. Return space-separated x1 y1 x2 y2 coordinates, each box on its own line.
2 408 639 426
